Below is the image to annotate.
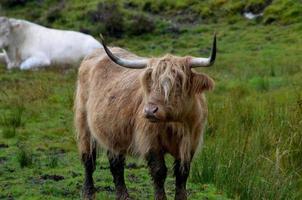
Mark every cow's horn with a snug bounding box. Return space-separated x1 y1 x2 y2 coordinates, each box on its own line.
190 33 217 68
100 34 148 69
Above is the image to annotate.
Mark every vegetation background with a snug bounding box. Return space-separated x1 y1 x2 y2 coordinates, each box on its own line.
0 0 301 199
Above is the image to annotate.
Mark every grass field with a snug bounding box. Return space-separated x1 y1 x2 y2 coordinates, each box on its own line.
1 0 302 199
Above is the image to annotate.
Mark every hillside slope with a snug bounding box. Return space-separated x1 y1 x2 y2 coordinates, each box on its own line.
1 0 302 37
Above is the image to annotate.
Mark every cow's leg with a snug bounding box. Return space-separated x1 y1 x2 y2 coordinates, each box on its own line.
0 53 6 65
174 160 190 200
146 152 167 200
2 49 20 70
107 151 129 200
75 88 97 200
81 140 97 200
20 56 51 70
4 56 19 70
7 62 19 70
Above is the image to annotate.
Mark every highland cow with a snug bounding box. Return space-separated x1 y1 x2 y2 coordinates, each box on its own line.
74 34 216 200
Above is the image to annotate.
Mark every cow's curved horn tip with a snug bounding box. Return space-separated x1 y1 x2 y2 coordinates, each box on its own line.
99 34 105 44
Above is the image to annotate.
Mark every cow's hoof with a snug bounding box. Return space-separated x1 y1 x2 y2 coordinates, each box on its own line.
83 193 95 200
155 191 167 200
83 186 96 200
175 192 187 200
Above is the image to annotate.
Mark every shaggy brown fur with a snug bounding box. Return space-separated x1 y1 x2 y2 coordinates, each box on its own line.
74 47 214 200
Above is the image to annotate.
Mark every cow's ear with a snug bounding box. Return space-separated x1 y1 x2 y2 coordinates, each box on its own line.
191 72 215 93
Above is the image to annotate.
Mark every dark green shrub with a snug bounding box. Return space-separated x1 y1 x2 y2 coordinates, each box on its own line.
45 1 65 24
245 0 273 13
87 1 124 38
127 13 155 35
0 0 28 7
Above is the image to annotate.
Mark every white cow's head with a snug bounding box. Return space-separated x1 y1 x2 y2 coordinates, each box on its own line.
0 17 11 49
0 17 22 49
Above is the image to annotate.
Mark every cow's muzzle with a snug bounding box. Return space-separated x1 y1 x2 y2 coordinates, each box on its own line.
144 104 160 122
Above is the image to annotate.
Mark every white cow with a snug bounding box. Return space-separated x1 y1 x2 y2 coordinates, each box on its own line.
0 17 102 70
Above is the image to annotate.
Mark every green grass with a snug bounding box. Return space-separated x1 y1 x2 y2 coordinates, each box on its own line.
0 67 229 199
0 0 302 199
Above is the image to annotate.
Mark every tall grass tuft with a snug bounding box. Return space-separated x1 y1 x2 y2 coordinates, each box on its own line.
191 87 302 200
2 126 17 139
47 153 59 168
17 145 33 168
0 104 25 138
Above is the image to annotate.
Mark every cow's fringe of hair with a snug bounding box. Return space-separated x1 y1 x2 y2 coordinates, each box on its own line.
146 55 191 102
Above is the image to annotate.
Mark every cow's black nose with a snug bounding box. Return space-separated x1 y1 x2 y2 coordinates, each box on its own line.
151 106 158 113
145 106 158 114
144 105 158 116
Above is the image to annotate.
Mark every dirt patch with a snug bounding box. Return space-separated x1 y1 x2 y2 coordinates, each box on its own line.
40 174 64 181
0 143 9 148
